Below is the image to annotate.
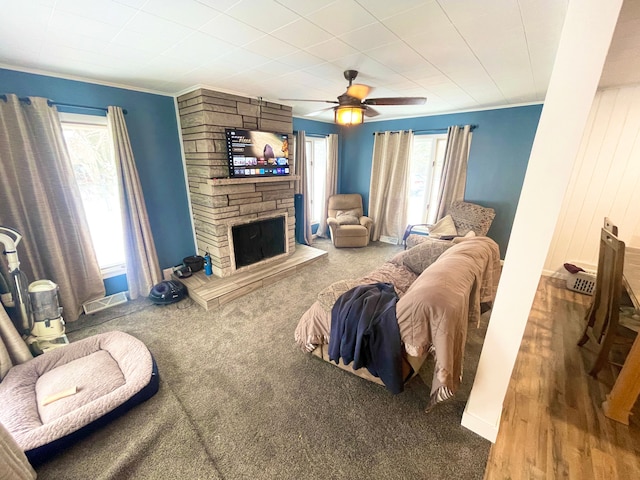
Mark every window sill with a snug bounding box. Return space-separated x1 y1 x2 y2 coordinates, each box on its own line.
101 264 126 279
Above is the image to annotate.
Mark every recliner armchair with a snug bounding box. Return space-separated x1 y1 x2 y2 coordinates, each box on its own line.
326 194 373 248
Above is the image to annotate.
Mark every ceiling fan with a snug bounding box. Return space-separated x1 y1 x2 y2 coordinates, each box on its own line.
281 70 427 126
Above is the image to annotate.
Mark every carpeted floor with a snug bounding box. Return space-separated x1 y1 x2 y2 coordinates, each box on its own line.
37 239 491 480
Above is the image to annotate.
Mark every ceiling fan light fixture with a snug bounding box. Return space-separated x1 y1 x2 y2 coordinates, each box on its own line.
334 105 365 126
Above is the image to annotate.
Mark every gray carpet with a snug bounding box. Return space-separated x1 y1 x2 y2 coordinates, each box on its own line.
37 239 491 480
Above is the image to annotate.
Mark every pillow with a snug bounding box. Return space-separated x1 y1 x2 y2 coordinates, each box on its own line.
428 215 458 238
389 237 453 275
335 209 360 225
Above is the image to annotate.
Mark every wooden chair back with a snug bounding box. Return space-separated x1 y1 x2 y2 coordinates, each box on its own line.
579 228 626 376
604 216 618 236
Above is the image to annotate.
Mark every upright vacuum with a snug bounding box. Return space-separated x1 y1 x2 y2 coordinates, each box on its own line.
0 226 69 354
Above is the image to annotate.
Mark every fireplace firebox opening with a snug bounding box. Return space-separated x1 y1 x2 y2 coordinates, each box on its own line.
231 216 286 269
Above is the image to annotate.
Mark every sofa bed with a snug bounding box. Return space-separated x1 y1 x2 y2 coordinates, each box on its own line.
294 235 501 410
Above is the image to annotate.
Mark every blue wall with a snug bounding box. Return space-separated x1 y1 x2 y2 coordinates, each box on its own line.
338 105 543 257
293 117 340 136
0 68 195 294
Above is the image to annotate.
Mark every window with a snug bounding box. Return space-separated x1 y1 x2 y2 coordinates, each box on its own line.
406 134 448 226
60 113 126 278
305 136 328 224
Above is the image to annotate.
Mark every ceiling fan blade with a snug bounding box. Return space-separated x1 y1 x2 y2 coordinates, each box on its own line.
364 106 380 117
363 97 427 106
306 106 335 117
346 83 371 100
279 99 339 104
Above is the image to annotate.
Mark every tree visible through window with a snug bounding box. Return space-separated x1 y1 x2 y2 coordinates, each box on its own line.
60 114 125 276
406 134 448 226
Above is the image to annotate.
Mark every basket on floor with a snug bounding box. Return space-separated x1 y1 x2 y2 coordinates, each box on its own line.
566 270 597 295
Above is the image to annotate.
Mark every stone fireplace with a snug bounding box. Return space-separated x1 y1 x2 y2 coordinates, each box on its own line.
176 87 296 278
192 175 296 277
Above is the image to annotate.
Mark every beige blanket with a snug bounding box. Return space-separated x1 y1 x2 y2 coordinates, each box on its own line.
294 236 501 409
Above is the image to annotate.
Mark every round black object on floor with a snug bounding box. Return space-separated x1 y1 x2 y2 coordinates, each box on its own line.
149 280 186 305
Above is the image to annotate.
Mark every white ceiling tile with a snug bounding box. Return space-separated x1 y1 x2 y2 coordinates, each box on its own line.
304 38 359 62
382 2 451 39
162 32 235 62
196 0 245 12
226 0 300 33
306 0 377 36
338 22 398 52
141 0 221 29
353 0 432 21
113 0 148 8
198 13 265 46
126 11 192 39
111 27 181 52
364 42 427 73
2 1 53 26
302 62 351 86
329 54 398 82
271 18 333 49
277 50 326 69
273 0 336 17
55 0 138 27
141 54 204 76
440 0 521 31
214 48 272 70
44 30 112 53
242 35 299 59
48 10 122 41
0 0 580 118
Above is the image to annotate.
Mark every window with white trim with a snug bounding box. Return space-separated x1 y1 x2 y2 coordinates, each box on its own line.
305 136 328 224
406 133 448 226
60 113 126 278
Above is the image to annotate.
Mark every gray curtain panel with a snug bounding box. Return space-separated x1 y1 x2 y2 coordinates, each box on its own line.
294 131 312 245
0 95 105 322
0 303 32 380
368 130 413 242
435 125 472 220
107 106 161 300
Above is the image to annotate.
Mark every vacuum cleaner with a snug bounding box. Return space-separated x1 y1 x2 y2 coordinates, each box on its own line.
0 226 69 354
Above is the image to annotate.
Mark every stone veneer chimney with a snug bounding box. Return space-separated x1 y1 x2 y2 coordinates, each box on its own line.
176 88 296 277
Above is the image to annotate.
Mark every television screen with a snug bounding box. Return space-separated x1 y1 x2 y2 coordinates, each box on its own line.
225 129 290 178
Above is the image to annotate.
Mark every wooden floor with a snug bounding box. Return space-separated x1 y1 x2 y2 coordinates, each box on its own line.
484 276 640 479
176 244 327 310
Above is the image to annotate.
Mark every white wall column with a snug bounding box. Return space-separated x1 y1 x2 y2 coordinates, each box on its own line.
461 0 623 442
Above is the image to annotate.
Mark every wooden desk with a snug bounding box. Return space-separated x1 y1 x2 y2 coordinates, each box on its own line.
603 246 640 424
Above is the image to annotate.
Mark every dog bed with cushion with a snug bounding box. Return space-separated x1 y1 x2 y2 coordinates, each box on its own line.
0 330 159 465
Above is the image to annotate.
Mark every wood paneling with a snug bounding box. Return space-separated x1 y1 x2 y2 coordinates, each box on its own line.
545 85 640 275
484 277 640 479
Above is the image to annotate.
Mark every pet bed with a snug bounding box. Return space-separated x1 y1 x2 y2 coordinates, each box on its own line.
0 330 159 465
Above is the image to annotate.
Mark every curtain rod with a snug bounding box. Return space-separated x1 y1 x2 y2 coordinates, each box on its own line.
293 131 328 138
0 94 127 114
373 124 477 135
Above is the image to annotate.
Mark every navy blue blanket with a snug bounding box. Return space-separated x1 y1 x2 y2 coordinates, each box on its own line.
328 282 404 394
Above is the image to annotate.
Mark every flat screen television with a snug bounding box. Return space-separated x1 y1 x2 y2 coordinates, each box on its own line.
225 128 290 178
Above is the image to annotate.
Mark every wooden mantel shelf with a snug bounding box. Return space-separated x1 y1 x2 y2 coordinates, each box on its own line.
207 175 299 186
